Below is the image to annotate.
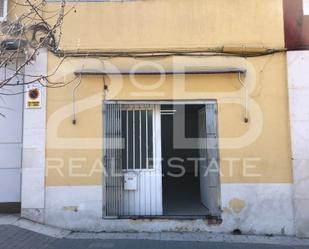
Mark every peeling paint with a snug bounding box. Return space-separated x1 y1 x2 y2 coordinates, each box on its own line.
229 199 246 214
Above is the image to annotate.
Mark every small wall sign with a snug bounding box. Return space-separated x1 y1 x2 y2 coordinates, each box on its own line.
26 84 41 109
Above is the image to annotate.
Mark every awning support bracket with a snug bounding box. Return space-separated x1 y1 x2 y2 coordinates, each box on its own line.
74 68 249 123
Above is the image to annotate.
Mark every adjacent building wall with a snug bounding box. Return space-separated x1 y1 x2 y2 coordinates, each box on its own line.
287 51 309 238
21 49 48 223
0 66 23 211
284 0 309 49
284 0 309 238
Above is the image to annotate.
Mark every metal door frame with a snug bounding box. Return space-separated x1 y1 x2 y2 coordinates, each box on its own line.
103 100 221 219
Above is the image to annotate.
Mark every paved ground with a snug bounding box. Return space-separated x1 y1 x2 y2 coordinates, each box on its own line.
1 225 309 249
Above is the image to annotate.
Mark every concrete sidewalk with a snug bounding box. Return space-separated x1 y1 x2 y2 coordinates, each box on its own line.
1 214 309 248
0 214 71 238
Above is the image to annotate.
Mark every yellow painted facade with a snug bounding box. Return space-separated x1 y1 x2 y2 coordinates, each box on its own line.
46 0 284 50
44 0 292 186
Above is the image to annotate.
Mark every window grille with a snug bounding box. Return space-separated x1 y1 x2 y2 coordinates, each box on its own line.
121 106 154 170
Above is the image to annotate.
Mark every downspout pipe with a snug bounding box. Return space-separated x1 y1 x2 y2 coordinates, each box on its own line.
72 75 82 125
238 72 249 123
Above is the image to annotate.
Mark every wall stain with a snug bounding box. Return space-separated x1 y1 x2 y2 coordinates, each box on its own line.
229 199 246 214
63 206 79 212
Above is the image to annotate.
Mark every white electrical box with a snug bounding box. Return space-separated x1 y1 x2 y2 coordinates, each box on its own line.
124 172 137 191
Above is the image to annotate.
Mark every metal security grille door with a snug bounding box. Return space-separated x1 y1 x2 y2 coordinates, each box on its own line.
104 104 162 217
104 104 123 217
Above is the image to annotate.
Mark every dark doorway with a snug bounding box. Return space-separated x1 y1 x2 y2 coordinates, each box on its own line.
161 104 209 216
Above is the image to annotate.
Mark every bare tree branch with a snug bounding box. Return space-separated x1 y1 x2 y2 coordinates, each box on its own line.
0 0 72 92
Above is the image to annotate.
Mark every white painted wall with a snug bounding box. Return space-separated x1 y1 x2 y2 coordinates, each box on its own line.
287 51 309 238
44 184 294 235
21 49 47 222
45 186 103 231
